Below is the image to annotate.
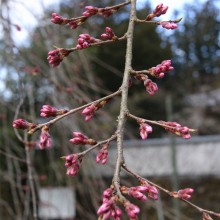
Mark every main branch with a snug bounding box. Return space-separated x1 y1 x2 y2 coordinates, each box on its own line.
113 0 136 198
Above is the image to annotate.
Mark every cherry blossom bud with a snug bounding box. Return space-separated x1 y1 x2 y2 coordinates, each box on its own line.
65 154 81 176
82 104 96 121
13 119 35 130
97 192 122 220
153 3 168 17
177 188 194 200
159 121 191 139
69 132 96 145
101 27 116 40
40 105 68 118
99 8 118 17
82 6 98 17
124 201 140 219
151 60 174 78
146 185 158 200
40 105 58 117
127 186 148 201
76 34 97 49
47 48 71 68
97 199 114 215
96 147 108 165
39 126 51 150
69 132 88 145
51 13 68 24
103 188 113 199
139 123 153 140
159 21 178 30
144 79 158 96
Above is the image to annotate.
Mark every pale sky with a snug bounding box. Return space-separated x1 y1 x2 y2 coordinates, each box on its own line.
7 0 209 45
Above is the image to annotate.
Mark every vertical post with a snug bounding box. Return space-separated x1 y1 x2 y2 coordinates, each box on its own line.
166 94 180 220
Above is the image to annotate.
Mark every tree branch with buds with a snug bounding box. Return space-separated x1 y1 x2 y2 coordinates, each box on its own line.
12 0 220 219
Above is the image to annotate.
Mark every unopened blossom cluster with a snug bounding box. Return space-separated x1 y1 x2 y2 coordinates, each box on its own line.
159 121 191 139
51 4 122 30
150 60 174 78
82 100 109 121
146 3 178 30
11 2 206 220
65 154 81 176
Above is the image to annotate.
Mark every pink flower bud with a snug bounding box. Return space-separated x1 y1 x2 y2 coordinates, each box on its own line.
51 13 68 24
128 187 148 201
96 148 108 165
139 123 153 140
177 188 194 200
40 105 58 117
76 34 96 50
159 21 178 30
153 4 168 17
99 8 118 17
146 185 158 200
39 127 51 150
82 6 98 17
65 154 81 176
151 60 174 78
101 27 116 40
82 104 96 121
103 188 113 199
144 79 158 96
13 119 33 130
124 201 140 219
69 132 88 145
97 199 114 215
159 121 191 139
47 48 71 68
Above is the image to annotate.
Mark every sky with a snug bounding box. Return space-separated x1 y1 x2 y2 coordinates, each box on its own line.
7 0 209 46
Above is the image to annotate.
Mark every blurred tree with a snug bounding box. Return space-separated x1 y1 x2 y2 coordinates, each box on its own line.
171 0 220 93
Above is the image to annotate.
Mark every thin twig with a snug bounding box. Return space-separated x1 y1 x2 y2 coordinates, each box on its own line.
29 89 121 133
122 164 220 218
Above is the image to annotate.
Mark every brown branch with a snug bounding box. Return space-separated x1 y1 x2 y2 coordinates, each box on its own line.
112 0 136 200
127 112 196 133
122 164 220 218
29 89 121 134
66 35 127 53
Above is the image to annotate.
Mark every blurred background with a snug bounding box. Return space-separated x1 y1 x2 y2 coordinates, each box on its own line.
0 0 220 219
